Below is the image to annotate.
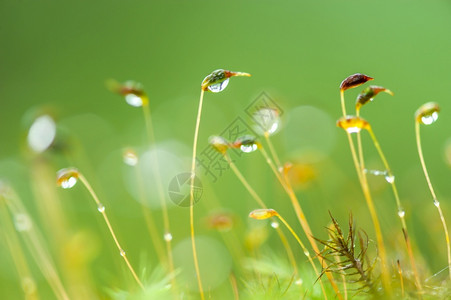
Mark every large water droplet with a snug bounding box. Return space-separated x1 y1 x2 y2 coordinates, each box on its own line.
207 78 229 93
56 168 80 189
240 144 258 153
253 108 280 136
123 149 138 166
234 135 259 153
14 213 32 232
164 232 173 242
421 112 439 125
125 94 144 107
27 115 56 153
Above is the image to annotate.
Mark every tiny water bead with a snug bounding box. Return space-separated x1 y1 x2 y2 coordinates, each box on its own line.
123 149 139 166
120 249 126 257
434 199 440 207
27 114 57 153
56 168 80 189
303 250 310 257
201 69 251 92
336 116 370 133
164 232 173 242
14 213 32 232
415 102 440 125
356 85 394 109
125 94 145 107
233 135 260 153
209 136 229 154
249 208 278 220
270 221 279 229
97 203 105 213
385 175 395 184
340 73 374 91
253 108 280 135
398 210 405 218
295 278 303 286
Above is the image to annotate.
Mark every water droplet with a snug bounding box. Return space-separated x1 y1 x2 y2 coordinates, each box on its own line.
123 149 138 166
303 250 310 257
56 168 80 189
27 115 56 153
434 199 440 207
164 232 173 242
336 116 370 133
97 203 105 213
14 213 32 232
124 94 144 107
398 210 405 218
270 221 279 228
253 108 280 135
385 175 395 184
208 78 229 93
415 102 440 125
233 135 260 153
120 249 126 257
295 278 303 286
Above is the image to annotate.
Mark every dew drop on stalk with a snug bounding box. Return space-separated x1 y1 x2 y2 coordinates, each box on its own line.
253 108 280 135
398 210 405 218
56 168 80 189
123 149 138 166
208 78 229 93
434 199 440 207
14 213 32 232
385 175 395 184
336 115 370 133
120 249 126 257
164 232 173 242
415 102 440 125
295 278 303 286
125 94 144 107
97 203 105 213
209 136 229 154
303 250 310 257
270 221 279 229
233 135 260 153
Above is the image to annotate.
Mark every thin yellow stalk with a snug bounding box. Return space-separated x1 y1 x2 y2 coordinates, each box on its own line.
141 101 176 283
2 190 69 300
340 91 391 294
0 199 39 300
415 121 451 281
229 273 240 300
258 148 343 299
276 213 328 300
264 132 282 168
223 153 299 276
397 260 404 298
189 89 205 299
78 174 144 290
366 128 423 293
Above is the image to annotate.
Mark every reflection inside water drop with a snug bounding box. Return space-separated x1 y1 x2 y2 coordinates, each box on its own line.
207 78 229 93
421 112 439 125
61 177 77 189
97 203 105 213
125 94 144 107
434 199 440 207
240 144 258 153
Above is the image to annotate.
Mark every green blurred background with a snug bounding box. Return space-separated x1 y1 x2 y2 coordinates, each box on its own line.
2 0 451 298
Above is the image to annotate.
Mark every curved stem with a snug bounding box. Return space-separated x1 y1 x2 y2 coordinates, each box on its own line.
276 214 328 300
259 148 343 299
78 174 144 290
367 128 423 293
415 121 451 281
189 89 205 299
264 132 282 168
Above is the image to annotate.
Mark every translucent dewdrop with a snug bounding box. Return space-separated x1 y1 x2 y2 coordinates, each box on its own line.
234 135 260 153
56 168 80 189
14 213 32 232
209 135 229 154
270 221 279 228
120 249 126 257
434 199 440 207
385 175 395 184
164 232 173 242
415 102 440 125
208 78 229 93
336 116 370 133
249 208 278 220
398 210 405 218
201 69 251 92
303 250 310 257
123 149 138 166
125 94 144 107
27 115 56 153
253 108 280 135
295 278 303 286
97 203 105 213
